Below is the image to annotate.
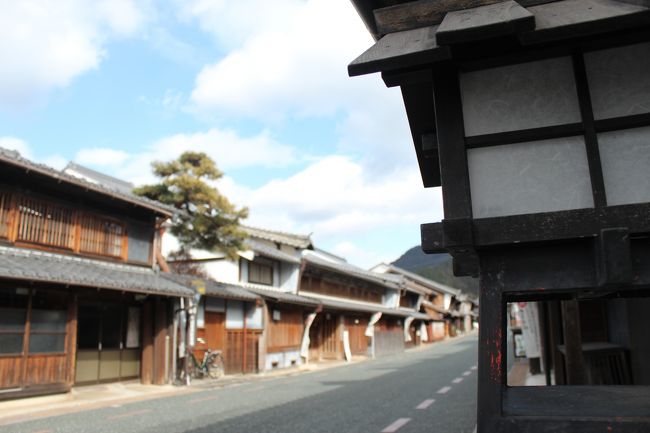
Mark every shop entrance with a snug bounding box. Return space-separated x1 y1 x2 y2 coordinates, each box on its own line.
75 302 141 384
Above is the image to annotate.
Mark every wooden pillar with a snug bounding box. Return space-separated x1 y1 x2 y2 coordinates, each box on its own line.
141 299 153 385
562 299 586 385
477 265 504 433
548 301 566 385
242 302 248 373
153 298 168 384
66 294 78 387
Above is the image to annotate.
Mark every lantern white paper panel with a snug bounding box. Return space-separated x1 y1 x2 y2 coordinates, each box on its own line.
460 57 581 136
468 136 594 218
599 126 650 206
585 42 650 120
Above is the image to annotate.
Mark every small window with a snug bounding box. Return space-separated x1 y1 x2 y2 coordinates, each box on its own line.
249 260 273 285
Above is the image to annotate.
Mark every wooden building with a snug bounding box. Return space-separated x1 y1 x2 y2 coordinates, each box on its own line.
372 263 467 341
168 226 320 372
299 251 410 360
0 150 192 400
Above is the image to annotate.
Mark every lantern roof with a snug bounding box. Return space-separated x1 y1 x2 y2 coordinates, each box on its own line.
349 0 650 188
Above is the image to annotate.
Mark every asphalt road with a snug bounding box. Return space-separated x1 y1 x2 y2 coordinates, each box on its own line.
6 334 478 433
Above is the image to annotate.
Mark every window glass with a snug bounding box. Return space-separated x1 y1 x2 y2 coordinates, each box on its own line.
468 136 594 218
460 56 581 136
0 334 24 354
585 42 650 120
249 260 273 285
30 309 67 332
29 334 65 353
0 307 26 332
598 126 650 206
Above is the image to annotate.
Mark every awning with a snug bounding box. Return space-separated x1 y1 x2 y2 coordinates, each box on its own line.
300 293 411 317
0 246 193 297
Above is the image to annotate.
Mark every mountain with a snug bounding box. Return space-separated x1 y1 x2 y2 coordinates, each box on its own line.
391 246 479 298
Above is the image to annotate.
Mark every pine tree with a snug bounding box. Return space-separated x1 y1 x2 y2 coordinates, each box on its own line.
135 151 248 259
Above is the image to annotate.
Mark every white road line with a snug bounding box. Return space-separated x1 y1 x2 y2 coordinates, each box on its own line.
470 365 478 370
452 377 463 384
381 418 411 432
437 386 452 394
416 399 435 410
462 371 471 376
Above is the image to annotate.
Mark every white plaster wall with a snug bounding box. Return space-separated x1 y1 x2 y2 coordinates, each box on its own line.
264 350 302 370
204 259 240 284
384 289 400 308
279 263 300 292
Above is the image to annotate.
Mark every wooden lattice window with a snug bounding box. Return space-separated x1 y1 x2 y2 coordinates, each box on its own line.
0 192 11 239
249 260 273 285
79 214 125 258
16 197 75 250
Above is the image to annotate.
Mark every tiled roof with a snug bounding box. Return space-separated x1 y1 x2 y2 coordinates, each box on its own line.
377 263 460 296
232 282 320 306
246 240 301 265
300 292 410 317
303 252 404 290
242 225 313 249
0 147 175 216
0 246 193 297
161 273 259 301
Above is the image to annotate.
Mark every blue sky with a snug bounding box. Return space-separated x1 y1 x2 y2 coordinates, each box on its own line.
0 0 443 267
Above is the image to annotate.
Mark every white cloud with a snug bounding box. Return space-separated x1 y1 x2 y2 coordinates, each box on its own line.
0 0 146 109
185 0 414 172
75 148 131 167
233 155 443 267
189 0 373 119
72 128 302 187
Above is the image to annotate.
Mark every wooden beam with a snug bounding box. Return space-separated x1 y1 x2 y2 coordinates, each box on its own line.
520 0 650 45
436 1 535 45
374 0 553 36
348 25 450 77
561 300 586 385
141 300 153 385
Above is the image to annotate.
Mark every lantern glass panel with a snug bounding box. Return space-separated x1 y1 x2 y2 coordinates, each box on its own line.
598 126 650 206
460 57 581 136
585 42 650 120
468 136 593 218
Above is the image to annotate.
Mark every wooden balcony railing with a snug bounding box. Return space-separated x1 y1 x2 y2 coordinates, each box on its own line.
0 191 128 261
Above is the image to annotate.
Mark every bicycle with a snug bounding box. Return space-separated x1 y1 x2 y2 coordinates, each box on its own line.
181 347 225 385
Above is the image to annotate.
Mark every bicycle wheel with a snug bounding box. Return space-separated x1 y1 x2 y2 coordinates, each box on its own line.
207 353 225 379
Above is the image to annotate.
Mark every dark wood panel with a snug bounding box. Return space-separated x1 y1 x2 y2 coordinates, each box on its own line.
24 355 67 386
503 386 650 418
0 357 22 389
225 330 259 374
345 316 370 355
435 1 535 45
267 308 303 351
374 0 553 35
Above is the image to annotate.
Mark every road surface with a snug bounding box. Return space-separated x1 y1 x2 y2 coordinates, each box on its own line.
5 334 478 433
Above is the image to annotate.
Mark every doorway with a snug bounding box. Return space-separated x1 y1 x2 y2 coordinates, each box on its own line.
75 302 141 384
